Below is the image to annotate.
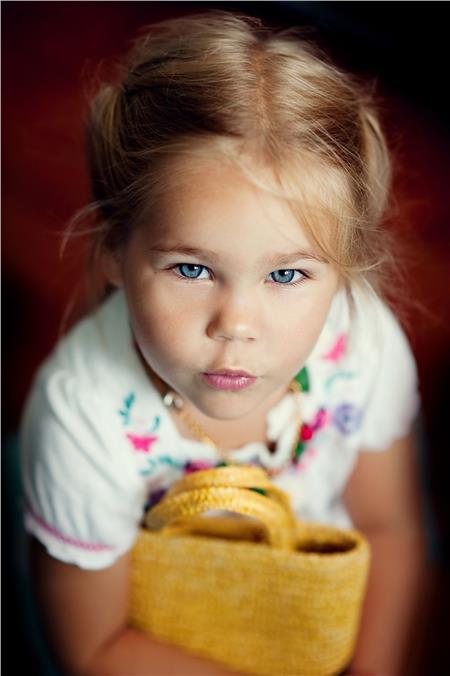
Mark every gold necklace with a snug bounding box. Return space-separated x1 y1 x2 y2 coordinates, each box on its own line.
148 367 305 476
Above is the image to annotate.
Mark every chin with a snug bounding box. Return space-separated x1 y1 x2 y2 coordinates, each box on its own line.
192 393 259 421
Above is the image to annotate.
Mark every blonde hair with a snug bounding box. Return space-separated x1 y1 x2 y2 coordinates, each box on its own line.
63 11 398 323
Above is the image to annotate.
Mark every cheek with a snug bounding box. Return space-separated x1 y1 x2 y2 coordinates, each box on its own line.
285 317 322 358
127 278 183 328
282 290 333 353
126 287 200 361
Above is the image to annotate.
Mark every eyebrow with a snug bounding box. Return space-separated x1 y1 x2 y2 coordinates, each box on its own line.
149 245 328 265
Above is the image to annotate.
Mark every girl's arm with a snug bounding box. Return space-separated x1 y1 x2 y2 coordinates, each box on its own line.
29 536 241 675
342 431 429 676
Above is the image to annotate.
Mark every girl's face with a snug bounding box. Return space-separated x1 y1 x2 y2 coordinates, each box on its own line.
106 157 341 421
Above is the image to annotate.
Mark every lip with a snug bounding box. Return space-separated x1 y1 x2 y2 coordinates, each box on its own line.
205 369 256 377
201 369 258 391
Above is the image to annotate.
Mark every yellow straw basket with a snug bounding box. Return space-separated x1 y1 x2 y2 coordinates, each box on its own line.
129 465 370 675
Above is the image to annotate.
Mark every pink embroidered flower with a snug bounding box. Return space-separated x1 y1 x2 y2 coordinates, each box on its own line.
299 408 330 445
311 408 331 431
126 433 159 453
185 460 215 473
322 333 347 362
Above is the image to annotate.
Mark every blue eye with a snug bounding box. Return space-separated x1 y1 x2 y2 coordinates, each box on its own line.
175 264 209 279
171 264 308 286
269 269 305 285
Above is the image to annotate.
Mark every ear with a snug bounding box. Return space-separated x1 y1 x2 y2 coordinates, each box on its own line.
102 250 124 288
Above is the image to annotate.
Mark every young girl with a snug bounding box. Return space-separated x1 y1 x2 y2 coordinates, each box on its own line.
20 12 427 676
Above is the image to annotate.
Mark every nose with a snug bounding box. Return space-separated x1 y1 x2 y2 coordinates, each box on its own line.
206 291 260 342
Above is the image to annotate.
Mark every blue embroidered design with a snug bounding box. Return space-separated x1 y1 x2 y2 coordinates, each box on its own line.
325 371 356 392
149 415 161 433
139 459 159 477
159 455 185 469
118 392 136 426
138 455 185 477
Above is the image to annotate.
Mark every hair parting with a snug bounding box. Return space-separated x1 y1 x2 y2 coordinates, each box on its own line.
61 10 411 331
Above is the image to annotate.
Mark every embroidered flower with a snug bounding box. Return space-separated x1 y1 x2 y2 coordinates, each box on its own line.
293 407 330 465
296 408 329 448
311 408 330 432
333 403 362 435
119 391 161 453
184 460 216 474
300 424 314 442
322 333 347 362
126 433 159 453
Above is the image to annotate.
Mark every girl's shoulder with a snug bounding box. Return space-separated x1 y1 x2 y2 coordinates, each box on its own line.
309 283 416 373
19 291 167 570
304 283 420 452
20 289 169 493
38 291 137 387
31 290 160 404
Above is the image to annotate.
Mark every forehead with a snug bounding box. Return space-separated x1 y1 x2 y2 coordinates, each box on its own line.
145 155 321 256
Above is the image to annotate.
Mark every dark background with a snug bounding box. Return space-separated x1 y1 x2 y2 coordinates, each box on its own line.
3 2 450 673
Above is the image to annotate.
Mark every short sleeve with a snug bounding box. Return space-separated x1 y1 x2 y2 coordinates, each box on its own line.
357 299 421 451
19 368 145 570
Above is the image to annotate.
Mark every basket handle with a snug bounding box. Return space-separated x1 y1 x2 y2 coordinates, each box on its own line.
144 465 297 550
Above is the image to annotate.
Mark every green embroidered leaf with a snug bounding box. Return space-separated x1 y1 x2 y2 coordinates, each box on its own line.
295 367 310 392
294 442 305 460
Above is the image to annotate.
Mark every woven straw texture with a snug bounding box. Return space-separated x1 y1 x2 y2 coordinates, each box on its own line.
129 465 370 675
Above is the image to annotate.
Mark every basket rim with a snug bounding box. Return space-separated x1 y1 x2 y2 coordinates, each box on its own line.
134 522 370 562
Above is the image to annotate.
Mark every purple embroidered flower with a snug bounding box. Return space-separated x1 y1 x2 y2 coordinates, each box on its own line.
333 403 362 435
144 487 168 511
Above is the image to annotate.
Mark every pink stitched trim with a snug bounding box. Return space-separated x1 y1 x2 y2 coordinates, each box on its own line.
26 505 115 552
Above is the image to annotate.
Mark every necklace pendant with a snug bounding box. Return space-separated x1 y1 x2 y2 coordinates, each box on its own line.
163 391 184 410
